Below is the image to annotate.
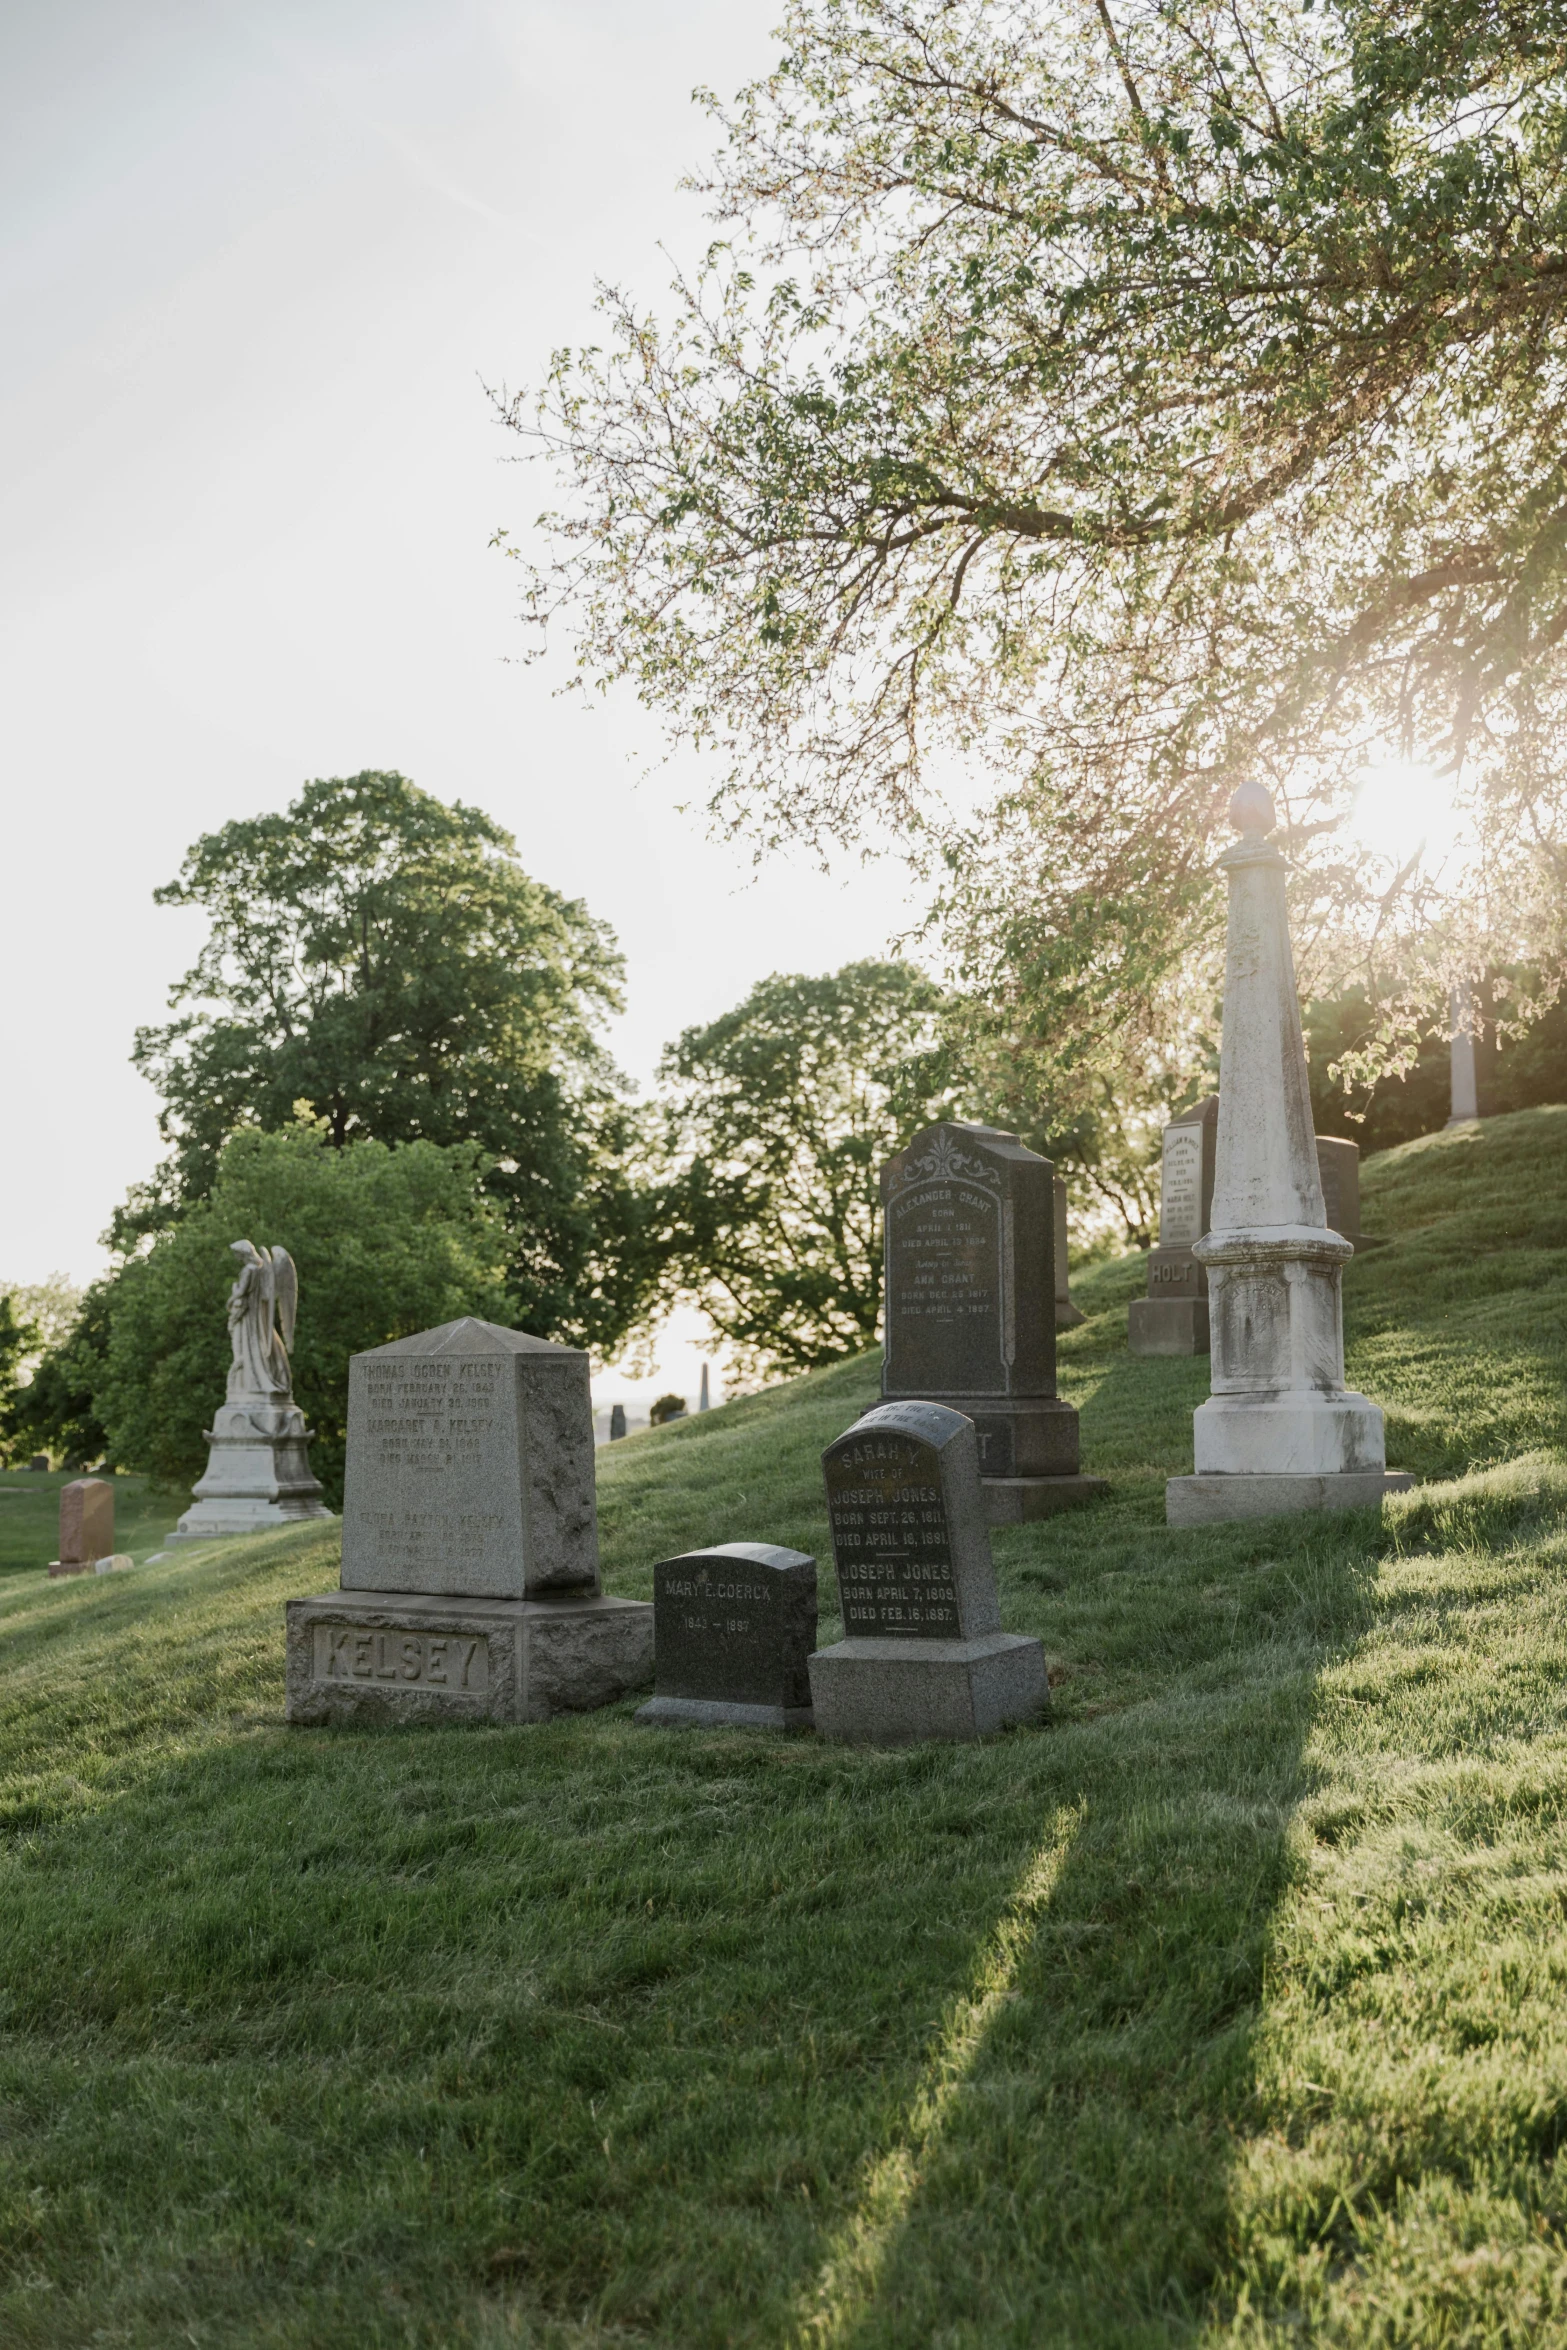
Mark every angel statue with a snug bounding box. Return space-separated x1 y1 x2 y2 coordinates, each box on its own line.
225 1240 298 1402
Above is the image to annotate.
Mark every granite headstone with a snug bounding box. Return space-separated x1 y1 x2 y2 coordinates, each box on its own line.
1054 1177 1084 1328
636 1542 817 1729
285 1318 653 1725
48 1477 114 1578
808 1401 1048 1743
879 1121 1105 1522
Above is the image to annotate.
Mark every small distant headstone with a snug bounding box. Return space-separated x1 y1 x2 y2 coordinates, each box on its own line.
1129 1096 1219 1355
284 1318 653 1726
27 1455 48 1473
879 1121 1105 1523
636 1543 817 1730
809 1402 1048 1744
1315 1137 1383 1250
698 1362 711 1412
609 1403 627 1441
1053 1177 1084 1327
49 1477 114 1577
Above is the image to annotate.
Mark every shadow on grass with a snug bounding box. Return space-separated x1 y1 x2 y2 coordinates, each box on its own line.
787 1502 1393 2350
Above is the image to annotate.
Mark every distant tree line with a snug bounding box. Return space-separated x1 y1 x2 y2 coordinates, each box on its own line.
8 770 1566 1489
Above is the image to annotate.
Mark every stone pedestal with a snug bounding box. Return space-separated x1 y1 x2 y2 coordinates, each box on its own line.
284 1317 651 1726
169 1400 332 1541
1166 785 1409 1528
880 1121 1106 1519
285 1588 654 1725
810 1402 1048 1744
1128 1297 1210 1355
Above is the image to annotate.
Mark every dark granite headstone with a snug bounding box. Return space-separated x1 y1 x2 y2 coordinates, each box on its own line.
809 1402 1047 1743
609 1403 627 1441
879 1121 1104 1521
636 1542 816 1729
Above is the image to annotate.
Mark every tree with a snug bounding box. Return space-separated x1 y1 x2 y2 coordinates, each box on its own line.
129 770 656 1352
2 1283 111 1471
510 0 1567 1077
91 1125 513 1504
658 959 955 1376
0 1295 40 1463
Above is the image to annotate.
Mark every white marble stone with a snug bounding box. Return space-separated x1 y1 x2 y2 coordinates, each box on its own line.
169 1241 332 1541
1169 785 1406 1524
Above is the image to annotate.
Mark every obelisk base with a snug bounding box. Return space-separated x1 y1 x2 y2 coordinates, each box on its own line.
1166 1470 1414 1527
809 1632 1047 1745
285 1589 653 1726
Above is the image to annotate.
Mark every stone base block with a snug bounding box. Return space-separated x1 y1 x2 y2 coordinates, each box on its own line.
1055 1301 1085 1329
891 1394 1080 1480
808 1631 1048 1746
284 1588 653 1726
982 1476 1109 1525
169 1500 335 1542
1166 1471 1416 1527
1128 1297 1210 1356
634 1695 814 1732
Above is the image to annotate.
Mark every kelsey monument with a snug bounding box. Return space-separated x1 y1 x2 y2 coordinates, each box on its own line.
285 1317 653 1725
1166 786 1413 1525
170 1241 332 1541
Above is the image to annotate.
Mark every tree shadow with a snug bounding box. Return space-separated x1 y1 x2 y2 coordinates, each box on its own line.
789 1472 1393 2349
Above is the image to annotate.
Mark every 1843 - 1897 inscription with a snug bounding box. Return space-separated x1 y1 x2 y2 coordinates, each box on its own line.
824 1427 961 1638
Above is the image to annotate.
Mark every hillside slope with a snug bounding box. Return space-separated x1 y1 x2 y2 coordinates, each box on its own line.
0 1106 1564 2348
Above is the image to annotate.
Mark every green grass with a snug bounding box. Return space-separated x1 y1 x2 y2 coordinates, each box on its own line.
1 1106 1566 2346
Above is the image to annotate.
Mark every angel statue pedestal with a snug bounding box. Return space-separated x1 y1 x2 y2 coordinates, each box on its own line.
168 1240 333 1542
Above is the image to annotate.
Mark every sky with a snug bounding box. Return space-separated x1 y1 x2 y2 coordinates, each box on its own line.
0 0 928 1409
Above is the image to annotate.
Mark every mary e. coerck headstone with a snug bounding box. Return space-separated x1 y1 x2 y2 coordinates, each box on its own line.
284 1318 653 1725
809 1402 1047 1743
636 1543 817 1730
880 1122 1105 1522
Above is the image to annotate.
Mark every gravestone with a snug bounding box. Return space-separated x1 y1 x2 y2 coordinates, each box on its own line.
169 1239 332 1541
1132 1111 1384 1355
284 1318 653 1725
879 1121 1105 1522
809 1402 1048 1743
27 1455 47 1472
635 1542 816 1729
1054 1178 1084 1327
48 1477 113 1577
1167 786 1413 1525
1129 1097 1219 1355
609 1403 627 1441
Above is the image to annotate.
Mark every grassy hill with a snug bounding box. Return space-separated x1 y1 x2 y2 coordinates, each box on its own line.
1 1105 1565 2347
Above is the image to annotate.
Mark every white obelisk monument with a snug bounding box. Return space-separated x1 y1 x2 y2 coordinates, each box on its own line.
1166 783 1414 1525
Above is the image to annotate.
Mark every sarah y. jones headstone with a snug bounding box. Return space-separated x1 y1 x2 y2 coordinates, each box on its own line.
284 1318 652 1725
1166 785 1413 1524
809 1401 1048 1743
635 1543 817 1730
879 1122 1105 1522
